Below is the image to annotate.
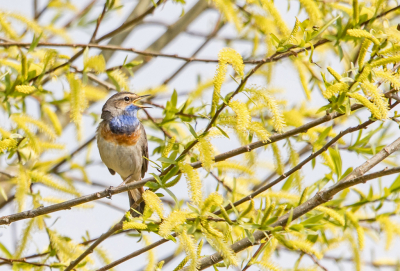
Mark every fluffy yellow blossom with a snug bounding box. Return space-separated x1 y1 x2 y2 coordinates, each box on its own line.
347 29 380 45
159 210 188 238
15 85 36 94
142 190 164 219
212 48 244 113
178 162 203 205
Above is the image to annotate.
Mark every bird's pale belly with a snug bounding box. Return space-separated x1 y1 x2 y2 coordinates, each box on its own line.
97 126 143 181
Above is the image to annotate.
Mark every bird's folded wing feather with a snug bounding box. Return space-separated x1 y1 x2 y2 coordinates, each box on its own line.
139 123 149 178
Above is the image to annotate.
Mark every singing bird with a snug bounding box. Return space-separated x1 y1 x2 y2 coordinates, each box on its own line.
97 92 149 216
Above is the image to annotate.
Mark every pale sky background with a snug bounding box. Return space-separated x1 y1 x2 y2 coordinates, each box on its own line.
0 0 399 270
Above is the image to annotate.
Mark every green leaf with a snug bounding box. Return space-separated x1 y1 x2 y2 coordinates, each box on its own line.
329 147 342 178
216 125 230 139
143 156 161 169
145 182 160 190
0 186 7 201
300 213 325 225
163 187 178 203
161 166 180 183
390 174 400 192
185 123 198 139
150 173 163 185
0 242 12 258
164 174 181 188
171 89 178 108
157 157 177 164
29 32 43 52
310 15 340 40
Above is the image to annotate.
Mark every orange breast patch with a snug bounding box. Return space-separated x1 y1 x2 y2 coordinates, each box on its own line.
100 122 141 146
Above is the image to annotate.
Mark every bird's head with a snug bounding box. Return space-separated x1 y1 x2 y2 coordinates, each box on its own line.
101 92 150 120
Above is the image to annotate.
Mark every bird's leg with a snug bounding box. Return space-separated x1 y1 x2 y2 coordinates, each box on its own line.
106 186 113 199
117 175 133 188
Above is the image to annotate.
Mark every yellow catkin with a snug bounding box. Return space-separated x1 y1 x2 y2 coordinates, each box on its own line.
137 85 168 97
15 85 36 94
353 0 359 22
271 143 284 175
142 190 164 219
212 48 244 113
162 136 176 157
201 192 223 213
228 100 251 131
14 166 31 212
159 210 188 238
346 233 362 271
67 74 87 140
315 206 345 226
189 79 213 99
360 82 388 119
108 70 129 91
286 18 301 45
13 218 36 258
373 70 400 90
179 231 199 271
327 67 342 82
290 239 323 259
29 170 80 196
323 82 349 99
346 211 365 250
179 162 203 205
347 29 380 45
248 121 270 142
44 24 72 43
0 59 21 72
212 0 242 31
0 138 17 154
247 87 286 132
298 0 322 25
94 246 113 267
11 114 57 140
47 229 86 264
7 13 43 36
358 39 372 71
202 230 238 266
84 54 106 73
347 92 382 119
83 85 108 101
43 106 62 136
214 161 254 175
377 216 396 250
294 61 312 100
371 55 400 67
0 13 18 39
198 137 215 171
143 235 156 271
260 0 290 36
257 261 282 271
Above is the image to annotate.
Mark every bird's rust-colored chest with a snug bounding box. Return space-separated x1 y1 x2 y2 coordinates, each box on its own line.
99 121 141 146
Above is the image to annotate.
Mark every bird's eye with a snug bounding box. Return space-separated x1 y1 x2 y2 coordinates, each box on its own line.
124 96 130 102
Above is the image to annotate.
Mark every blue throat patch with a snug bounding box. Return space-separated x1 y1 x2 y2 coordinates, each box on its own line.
109 104 140 134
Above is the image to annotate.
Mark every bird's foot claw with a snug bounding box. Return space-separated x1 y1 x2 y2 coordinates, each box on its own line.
106 186 113 199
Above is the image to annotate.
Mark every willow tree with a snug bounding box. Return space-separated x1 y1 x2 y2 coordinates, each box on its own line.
1 0 400 270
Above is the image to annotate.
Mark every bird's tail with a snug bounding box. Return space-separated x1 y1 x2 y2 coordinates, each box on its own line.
128 188 145 217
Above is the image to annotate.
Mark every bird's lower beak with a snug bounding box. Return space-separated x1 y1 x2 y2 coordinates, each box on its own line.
133 95 151 108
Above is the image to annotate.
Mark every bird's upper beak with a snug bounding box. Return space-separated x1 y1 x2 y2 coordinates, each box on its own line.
132 95 151 108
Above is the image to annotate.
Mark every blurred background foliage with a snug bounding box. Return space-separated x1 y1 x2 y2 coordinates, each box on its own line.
1 0 400 270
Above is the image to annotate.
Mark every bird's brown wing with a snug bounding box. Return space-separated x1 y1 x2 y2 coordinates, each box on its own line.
139 123 149 178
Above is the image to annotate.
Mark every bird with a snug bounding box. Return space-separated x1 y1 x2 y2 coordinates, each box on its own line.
97 92 150 216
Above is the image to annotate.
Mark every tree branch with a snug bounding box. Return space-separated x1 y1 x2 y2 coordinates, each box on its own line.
192 137 400 270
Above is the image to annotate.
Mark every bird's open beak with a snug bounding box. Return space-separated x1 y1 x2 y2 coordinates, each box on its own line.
132 95 151 109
